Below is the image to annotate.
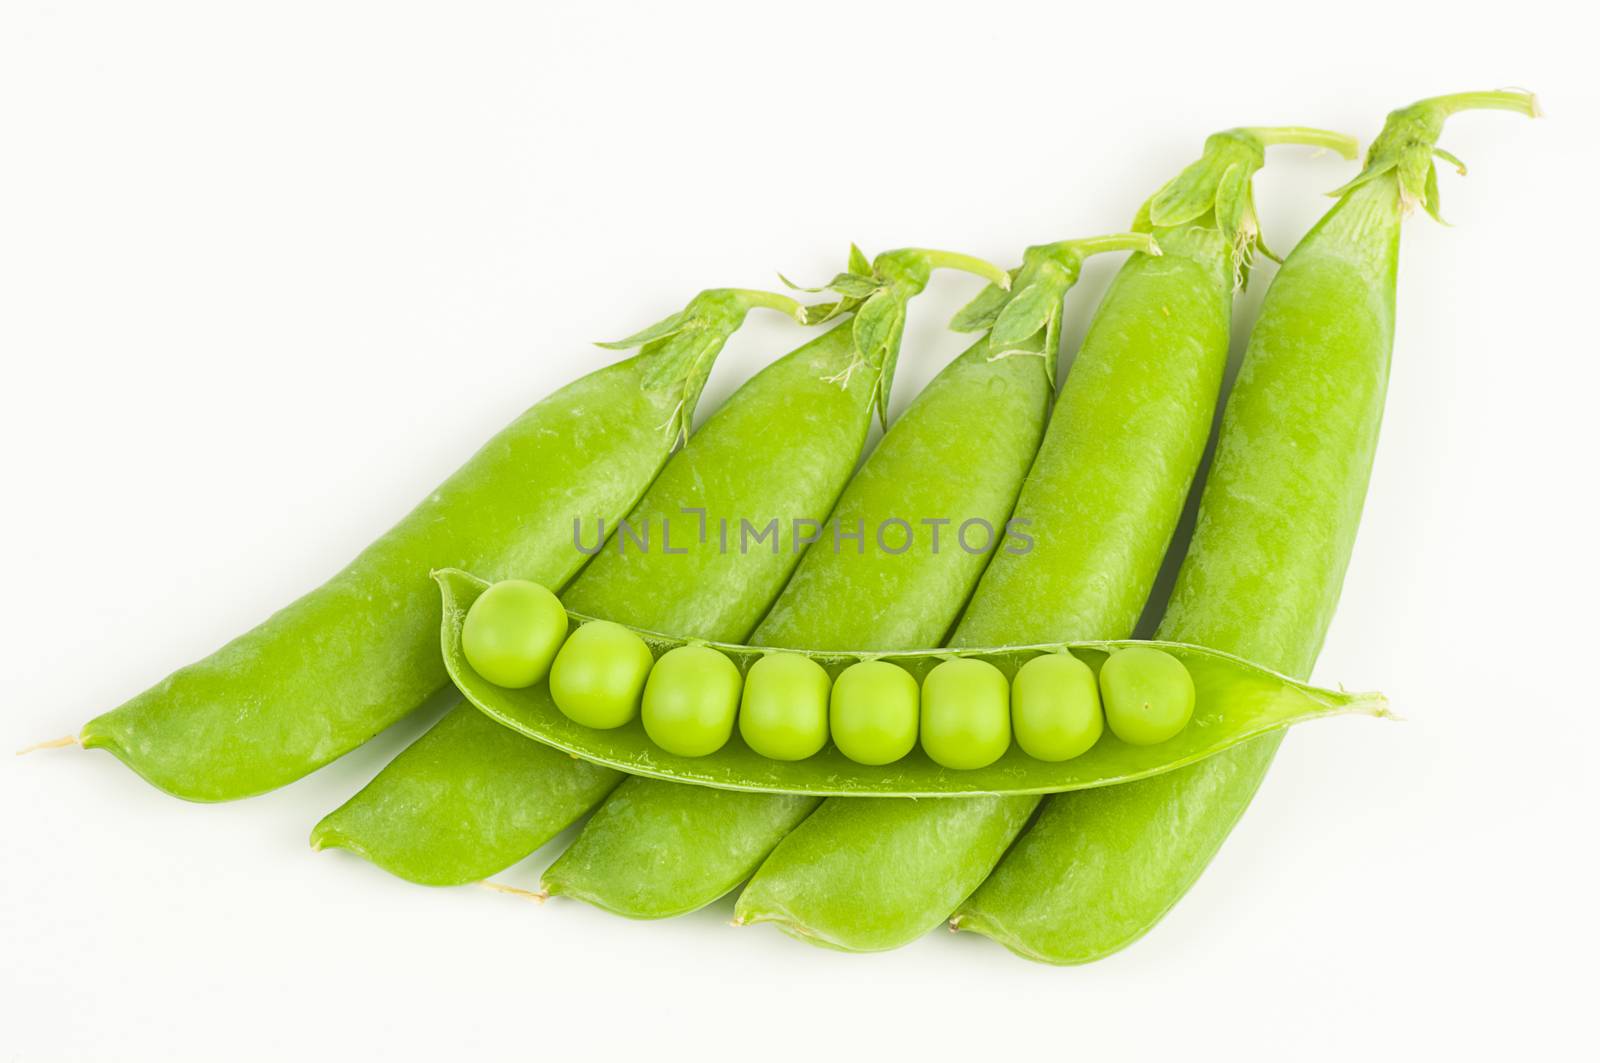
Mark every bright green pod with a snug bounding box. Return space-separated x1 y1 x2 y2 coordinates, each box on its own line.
735 125 1359 952
951 92 1538 964
313 320 882 885
308 703 617 886
543 313 1058 918
735 796 1037 952
80 288 800 802
318 242 1007 888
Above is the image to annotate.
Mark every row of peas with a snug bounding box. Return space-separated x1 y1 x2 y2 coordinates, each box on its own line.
462 580 1197 768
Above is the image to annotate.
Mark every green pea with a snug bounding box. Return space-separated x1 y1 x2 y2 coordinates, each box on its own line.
642 645 742 757
1011 651 1103 761
549 620 654 729
919 658 1010 770
1099 647 1194 745
739 653 830 761
460 580 567 689
829 660 918 766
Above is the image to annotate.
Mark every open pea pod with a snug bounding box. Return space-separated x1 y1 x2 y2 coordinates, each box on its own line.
436 569 1390 797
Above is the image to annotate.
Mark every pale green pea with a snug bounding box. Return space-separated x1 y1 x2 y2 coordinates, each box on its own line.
739 653 830 761
1011 651 1103 761
460 579 567 689
1099 647 1194 745
829 660 917 765
549 620 654 729
919 658 1009 770
642 645 742 757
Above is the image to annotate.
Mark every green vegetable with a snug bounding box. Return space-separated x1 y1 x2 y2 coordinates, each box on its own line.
542 298 1068 917
81 287 807 801
642 645 742 757
308 704 617 887
317 241 994 885
549 620 654 729
1099 647 1195 746
1011 651 1102 762
739 653 831 761
734 124 1358 952
829 660 919 766
919 658 1010 770
439 570 1387 791
951 91 1538 965
461 580 568 689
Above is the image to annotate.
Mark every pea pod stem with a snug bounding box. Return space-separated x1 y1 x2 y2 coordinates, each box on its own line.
912 248 1014 290
1046 232 1161 260
950 231 1161 387
1421 89 1540 118
1243 126 1361 156
794 244 1011 426
718 288 814 323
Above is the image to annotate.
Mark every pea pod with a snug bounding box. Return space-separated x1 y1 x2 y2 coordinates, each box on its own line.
440 567 1389 795
79 288 810 801
950 91 1538 964
735 125 1359 952
541 235 1141 918
312 247 1004 885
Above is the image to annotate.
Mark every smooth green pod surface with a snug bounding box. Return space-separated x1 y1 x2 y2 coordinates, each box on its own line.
80 352 709 801
735 796 1037 952
542 334 1054 917
734 127 1358 951
951 185 1399 962
951 93 1536 964
316 322 881 885
308 703 618 886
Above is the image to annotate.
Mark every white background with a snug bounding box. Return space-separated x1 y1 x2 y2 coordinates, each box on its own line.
3 2 1595 1060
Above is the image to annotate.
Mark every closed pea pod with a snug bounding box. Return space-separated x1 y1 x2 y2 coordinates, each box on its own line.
540 234 1110 915
951 92 1538 964
78 287 802 802
735 126 1357 952
313 246 1006 886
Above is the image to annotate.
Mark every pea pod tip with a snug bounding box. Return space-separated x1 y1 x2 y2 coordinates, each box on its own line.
480 881 547 903
15 734 79 756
